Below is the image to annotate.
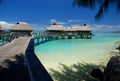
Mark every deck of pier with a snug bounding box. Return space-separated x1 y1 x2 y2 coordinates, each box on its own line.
0 37 31 81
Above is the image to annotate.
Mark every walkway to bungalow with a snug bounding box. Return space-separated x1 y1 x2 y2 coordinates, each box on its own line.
0 37 31 81
0 36 53 81
0 37 31 64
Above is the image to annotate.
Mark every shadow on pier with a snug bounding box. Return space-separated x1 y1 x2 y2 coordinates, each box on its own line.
0 54 30 81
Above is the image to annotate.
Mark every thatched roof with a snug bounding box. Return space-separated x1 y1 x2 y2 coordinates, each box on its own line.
80 25 91 31
71 25 91 31
47 24 91 32
63 27 76 31
47 25 64 31
10 22 33 31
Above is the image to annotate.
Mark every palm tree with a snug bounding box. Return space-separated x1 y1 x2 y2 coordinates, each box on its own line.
73 0 120 20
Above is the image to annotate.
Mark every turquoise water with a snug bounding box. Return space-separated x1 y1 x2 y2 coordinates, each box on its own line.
35 33 120 71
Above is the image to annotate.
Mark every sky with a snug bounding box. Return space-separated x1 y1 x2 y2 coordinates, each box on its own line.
0 0 120 32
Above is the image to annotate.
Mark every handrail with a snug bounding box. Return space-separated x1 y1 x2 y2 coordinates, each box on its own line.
25 38 53 81
0 32 26 46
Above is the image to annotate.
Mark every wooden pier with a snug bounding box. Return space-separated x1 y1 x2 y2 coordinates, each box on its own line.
33 31 93 45
0 36 53 81
0 37 31 81
0 22 54 81
33 24 94 45
33 24 93 42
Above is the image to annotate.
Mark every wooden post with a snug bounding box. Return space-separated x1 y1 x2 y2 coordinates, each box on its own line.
61 35 65 39
34 33 37 38
55 36 58 40
75 35 78 39
5 34 8 43
41 37 44 43
68 35 72 39
1 36 4 44
45 37 48 42
39 33 41 38
37 38 39 44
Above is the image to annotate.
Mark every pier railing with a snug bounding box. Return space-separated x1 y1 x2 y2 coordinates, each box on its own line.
0 32 32 46
33 31 94 46
0 32 16 46
25 38 53 81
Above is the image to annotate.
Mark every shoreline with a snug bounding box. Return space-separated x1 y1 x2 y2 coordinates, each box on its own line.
37 54 110 72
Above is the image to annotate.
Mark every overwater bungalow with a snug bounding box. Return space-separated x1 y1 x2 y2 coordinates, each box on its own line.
65 24 92 34
46 23 93 39
46 23 65 35
10 22 33 36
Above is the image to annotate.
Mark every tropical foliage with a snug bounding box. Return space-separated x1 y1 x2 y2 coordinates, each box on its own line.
115 40 120 52
115 40 120 46
50 62 105 81
73 0 120 20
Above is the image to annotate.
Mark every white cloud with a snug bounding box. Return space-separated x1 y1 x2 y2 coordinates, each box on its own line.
57 22 65 25
50 19 56 23
93 24 106 28
68 19 84 23
106 25 120 29
50 19 65 25
89 24 105 31
90 24 120 32
0 21 14 29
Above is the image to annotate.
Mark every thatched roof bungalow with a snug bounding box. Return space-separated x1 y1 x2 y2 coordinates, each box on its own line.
71 25 91 31
46 24 91 32
10 22 33 36
46 24 65 35
47 25 64 31
46 24 93 39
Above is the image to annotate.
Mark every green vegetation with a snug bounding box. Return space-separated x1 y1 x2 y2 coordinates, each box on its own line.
50 62 105 81
115 40 120 46
115 40 120 52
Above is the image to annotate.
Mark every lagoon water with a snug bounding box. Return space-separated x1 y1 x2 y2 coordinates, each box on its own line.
35 33 120 71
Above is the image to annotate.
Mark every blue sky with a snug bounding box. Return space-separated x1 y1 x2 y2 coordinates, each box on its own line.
0 0 120 32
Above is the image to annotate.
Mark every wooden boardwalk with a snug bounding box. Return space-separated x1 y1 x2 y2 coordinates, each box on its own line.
0 36 53 81
0 37 31 81
0 37 31 65
33 32 94 46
